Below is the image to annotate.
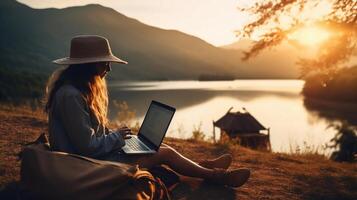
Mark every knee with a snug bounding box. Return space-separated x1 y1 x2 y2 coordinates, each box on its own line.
158 146 176 161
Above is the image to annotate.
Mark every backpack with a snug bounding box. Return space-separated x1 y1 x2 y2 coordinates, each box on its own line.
19 134 170 200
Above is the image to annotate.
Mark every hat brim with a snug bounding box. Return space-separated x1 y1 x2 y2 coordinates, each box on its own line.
52 55 128 65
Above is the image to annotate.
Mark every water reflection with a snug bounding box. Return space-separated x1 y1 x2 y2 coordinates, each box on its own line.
303 98 357 126
303 98 357 161
108 89 300 117
107 80 344 156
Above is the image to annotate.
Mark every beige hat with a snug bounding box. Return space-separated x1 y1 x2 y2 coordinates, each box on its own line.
53 35 128 65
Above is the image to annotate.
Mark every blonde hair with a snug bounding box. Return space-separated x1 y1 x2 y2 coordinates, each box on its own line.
86 75 108 125
45 63 108 125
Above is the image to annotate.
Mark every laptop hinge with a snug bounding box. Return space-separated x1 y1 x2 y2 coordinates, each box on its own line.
138 134 158 151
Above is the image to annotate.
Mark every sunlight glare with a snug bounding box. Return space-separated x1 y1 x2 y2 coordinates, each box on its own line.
288 26 331 46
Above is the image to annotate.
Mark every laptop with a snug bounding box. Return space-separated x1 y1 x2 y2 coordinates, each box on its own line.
122 100 176 154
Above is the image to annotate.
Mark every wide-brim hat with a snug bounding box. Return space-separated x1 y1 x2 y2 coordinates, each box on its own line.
53 35 128 65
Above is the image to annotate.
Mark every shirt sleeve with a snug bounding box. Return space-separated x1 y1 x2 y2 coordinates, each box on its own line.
58 91 125 158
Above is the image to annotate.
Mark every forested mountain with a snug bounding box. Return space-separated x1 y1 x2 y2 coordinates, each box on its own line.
0 0 299 81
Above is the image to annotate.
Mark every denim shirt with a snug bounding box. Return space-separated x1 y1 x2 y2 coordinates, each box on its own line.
48 84 125 158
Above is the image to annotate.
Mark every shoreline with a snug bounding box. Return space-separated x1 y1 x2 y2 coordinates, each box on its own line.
0 105 356 199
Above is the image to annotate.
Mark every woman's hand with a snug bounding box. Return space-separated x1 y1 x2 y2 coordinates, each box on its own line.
116 126 132 139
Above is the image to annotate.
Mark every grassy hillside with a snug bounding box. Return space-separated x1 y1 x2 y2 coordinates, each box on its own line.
0 67 46 102
0 105 356 200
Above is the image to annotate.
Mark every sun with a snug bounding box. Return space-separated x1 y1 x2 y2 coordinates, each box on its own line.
288 26 331 46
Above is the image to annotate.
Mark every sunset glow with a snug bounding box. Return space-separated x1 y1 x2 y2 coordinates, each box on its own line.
288 26 331 46
17 0 252 46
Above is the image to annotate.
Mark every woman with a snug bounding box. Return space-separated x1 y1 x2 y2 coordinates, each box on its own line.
46 35 250 188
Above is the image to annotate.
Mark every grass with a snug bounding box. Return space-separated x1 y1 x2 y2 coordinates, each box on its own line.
0 104 356 200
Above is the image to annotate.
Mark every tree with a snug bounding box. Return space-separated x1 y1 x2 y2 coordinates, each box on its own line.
237 0 356 78
329 122 357 162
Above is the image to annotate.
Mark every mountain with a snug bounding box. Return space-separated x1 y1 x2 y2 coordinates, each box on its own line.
0 0 299 80
221 39 254 51
221 39 305 79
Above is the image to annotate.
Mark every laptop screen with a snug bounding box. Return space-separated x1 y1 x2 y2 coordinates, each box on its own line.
139 101 175 147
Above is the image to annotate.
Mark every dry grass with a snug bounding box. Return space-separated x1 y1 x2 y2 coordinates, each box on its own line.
0 104 47 186
167 139 357 200
0 105 356 200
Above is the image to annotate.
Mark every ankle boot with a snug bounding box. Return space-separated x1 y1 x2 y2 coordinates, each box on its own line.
199 154 232 169
207 168 250 188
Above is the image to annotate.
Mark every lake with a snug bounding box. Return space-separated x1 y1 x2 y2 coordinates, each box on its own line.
108 80 357 156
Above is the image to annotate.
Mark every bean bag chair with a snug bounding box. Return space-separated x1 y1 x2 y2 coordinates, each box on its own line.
20 134 170 200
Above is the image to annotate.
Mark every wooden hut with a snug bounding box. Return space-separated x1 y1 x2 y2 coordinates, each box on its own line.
213 107 271 151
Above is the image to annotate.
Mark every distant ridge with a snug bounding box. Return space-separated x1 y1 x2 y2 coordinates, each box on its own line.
0 0 299 80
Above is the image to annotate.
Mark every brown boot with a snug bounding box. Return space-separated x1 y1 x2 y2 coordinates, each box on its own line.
199 154 232 169
207 168 250 188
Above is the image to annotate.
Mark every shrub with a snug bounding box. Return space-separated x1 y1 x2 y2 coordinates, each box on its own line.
303 66 357 102
0 66 47 102
191 122 205 141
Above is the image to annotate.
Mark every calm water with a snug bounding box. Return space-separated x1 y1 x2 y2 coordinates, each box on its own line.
108 80 356 155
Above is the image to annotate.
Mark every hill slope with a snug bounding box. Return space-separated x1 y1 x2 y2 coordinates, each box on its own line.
221 39 310 79
0 105 356 199
0 0 299 80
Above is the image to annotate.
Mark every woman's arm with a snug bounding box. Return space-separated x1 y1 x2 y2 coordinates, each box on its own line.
58 90 125 158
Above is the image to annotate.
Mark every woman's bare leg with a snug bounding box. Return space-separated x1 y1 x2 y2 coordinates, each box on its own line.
136 144 215 179
134 144 251 187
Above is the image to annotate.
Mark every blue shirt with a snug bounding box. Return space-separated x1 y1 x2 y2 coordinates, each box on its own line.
48 84 125 159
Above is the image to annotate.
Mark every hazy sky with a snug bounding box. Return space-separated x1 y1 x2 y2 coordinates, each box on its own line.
17 0 253 46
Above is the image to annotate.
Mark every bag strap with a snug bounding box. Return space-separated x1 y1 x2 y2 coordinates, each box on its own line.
134 170 171 200
26 133 50 146
19 133 50 160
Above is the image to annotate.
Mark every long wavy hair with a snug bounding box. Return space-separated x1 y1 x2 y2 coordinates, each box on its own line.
45 63 108 125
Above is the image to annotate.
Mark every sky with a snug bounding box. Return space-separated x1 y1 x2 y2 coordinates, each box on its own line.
17 0 253 47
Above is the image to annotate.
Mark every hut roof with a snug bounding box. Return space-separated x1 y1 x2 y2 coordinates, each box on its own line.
214 110 266 134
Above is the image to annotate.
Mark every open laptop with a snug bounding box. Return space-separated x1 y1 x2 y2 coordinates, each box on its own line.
122 100 175 154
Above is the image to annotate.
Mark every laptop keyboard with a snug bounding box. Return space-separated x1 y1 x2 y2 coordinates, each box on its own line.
125 138 150 151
